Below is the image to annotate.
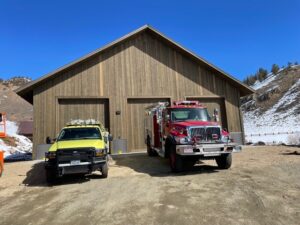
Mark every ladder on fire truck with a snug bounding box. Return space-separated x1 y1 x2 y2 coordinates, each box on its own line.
145 102 169 116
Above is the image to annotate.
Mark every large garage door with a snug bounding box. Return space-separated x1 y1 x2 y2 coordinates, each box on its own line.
57 98 109 131
186 97 228 129
127 98 170 152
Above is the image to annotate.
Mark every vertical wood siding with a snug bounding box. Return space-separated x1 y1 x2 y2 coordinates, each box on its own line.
32 31 243 154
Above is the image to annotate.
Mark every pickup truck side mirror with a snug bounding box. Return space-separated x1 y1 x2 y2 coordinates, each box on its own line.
46 137 56 144
108 134 113 142
46 137 51 144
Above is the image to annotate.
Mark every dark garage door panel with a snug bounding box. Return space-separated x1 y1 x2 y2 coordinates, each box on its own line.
127 98 170 152
186 97 228 129
57 98 109 131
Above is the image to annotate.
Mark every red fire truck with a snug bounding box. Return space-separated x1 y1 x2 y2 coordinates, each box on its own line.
144 101 241 172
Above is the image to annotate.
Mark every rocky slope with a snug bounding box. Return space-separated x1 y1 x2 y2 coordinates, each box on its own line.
241 65 300 144
0 77 33 121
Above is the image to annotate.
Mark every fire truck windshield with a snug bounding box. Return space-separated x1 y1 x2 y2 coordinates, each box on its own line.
170 108 211 122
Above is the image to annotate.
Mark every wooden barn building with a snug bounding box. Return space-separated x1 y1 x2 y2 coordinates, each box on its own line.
16 25 254 155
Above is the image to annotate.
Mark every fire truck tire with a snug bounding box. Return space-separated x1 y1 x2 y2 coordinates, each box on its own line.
216 153 232 169
146 136 157 156
169 145 183 172
147 145 157 156
101 163 108 178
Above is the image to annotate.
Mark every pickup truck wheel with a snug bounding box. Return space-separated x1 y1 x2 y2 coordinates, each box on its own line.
45 168 56 183
101 162 108 178
169 145 183 172
216 153 232 169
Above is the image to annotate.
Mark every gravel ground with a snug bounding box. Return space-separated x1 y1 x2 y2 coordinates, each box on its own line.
0 146 299 225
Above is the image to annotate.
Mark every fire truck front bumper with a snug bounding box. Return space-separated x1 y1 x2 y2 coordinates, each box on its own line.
176 143 241 157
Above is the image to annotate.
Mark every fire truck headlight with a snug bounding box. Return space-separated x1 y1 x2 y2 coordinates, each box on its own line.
175 137 190 144
221 135 230 143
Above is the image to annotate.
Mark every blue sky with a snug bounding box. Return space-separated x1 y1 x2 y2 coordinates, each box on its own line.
0 0 299 81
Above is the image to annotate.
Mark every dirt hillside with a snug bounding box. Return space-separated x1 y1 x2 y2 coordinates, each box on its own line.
0 78 33 121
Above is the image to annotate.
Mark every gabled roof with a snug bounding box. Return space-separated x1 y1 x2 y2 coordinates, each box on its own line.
16 25 254 103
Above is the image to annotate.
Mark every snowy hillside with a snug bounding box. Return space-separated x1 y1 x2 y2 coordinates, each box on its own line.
0 121 32 159
242 65 300 145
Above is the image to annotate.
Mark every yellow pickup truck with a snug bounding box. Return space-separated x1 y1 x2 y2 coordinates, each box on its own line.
45 120 112 183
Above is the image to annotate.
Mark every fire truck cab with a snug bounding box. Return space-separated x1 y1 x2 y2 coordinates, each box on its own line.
144 101 240 172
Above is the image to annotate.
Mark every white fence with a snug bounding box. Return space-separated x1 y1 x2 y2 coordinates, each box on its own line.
245 131 300 137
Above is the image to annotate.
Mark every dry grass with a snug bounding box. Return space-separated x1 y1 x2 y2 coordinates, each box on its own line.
1 136 18 147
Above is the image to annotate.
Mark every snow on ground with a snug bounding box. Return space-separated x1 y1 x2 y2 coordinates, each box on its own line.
0 120 32 159
251 73 277 90
244 79 300 144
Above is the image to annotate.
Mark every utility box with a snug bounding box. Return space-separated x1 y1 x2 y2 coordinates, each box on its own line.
112 139 127 154
36 144 51 159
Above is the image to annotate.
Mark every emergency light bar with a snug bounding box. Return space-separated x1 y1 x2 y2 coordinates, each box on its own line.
173 100 200 106
66 119 102 127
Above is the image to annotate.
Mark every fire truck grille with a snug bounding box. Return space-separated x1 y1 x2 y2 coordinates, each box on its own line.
190 127 221 141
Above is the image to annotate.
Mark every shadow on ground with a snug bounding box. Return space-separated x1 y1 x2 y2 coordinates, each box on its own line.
22 161 104 187
281 150 300 156
112 152 219 177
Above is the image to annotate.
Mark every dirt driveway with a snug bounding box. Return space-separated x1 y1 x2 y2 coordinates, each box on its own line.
0 146 299 225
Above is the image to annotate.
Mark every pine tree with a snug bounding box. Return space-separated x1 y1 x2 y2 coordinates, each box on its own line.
271 64 280 74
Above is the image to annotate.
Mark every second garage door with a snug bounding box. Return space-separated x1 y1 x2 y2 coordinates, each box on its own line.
127 98 170 152
57 98 109 131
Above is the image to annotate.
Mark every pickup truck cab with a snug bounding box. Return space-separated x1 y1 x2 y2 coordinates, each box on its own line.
45 120 111 182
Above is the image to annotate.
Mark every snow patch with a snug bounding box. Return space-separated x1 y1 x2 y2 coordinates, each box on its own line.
244 79 300 144
251 73 277 90
0 121 32 159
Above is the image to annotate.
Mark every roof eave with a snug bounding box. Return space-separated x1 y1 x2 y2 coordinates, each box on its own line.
16 24 254 100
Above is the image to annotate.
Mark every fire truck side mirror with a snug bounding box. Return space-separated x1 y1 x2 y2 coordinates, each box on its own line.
165 114 170 127
0 113 2 122
165 114 170 121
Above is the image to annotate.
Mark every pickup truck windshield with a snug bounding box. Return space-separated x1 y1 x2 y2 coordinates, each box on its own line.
171 108 211 122
57 127 102 141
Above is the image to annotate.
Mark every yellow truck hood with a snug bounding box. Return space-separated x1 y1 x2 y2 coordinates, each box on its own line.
49 139 104 152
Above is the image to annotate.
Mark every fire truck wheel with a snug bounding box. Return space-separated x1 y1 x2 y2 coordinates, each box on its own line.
215 153 232 169
169 145 183 172
147 145 157 156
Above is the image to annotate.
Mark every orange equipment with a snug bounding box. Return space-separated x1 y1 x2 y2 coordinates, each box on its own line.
0 151 3 177
0 113 6 138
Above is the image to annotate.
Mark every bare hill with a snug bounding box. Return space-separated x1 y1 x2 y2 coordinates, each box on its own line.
0 77 33 121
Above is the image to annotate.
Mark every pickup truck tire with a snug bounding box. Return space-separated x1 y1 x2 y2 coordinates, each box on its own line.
45 168 56 183
169 145 183 172
216 153 232 169
101 162 108 178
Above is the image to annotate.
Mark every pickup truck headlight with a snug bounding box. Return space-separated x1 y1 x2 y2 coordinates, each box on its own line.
95 148 106 156
46 152 56 159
